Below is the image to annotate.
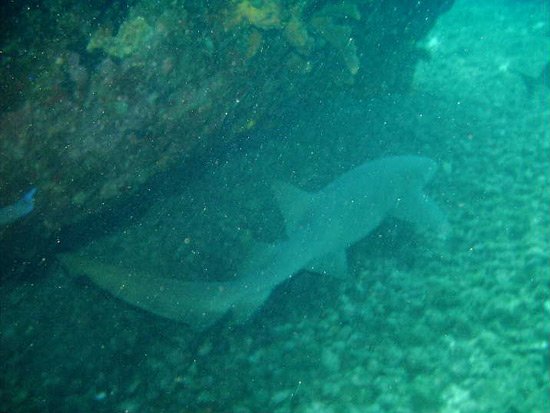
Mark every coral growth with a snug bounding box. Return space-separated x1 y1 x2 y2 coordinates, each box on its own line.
230 0 282 30
87 16 154 58
309 3 361 75
229 0 361 76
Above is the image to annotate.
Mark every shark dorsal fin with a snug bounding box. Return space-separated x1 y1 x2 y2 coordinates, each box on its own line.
272 181 315 234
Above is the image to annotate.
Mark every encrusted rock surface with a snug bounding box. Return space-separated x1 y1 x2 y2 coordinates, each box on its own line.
0 0 453 266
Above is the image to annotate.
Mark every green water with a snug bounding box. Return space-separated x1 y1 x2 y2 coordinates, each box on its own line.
1 0 548 412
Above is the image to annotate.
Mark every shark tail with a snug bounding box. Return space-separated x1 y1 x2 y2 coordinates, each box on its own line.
58 253 251 330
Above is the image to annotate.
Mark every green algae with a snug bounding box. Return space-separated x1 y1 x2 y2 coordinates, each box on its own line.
87 16 154 58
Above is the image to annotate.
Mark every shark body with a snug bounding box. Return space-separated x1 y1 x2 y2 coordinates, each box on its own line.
60 156 448 330
230 155 448 323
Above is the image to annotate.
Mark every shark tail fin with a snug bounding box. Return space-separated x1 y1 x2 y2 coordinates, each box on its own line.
58 253 247 331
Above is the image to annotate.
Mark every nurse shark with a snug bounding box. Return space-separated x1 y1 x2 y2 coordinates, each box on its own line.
60 156 448 330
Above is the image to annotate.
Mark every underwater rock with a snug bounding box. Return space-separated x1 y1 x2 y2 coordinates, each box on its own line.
309 3 362 76
0 0 454 264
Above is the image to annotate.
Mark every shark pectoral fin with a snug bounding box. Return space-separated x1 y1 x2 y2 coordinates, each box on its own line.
391 192 450 239
272 181 315 234
308 250 349 278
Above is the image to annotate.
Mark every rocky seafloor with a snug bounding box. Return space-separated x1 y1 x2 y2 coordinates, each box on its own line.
1 0 549 412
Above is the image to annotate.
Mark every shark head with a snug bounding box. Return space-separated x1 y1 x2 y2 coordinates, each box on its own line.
381 156 448 238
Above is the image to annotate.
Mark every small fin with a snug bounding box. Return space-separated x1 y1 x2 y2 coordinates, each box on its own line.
512 69 538 97
22 187 37 203
519 72 536 96
272 181 314 234
0 187 37 226
308 250 349 278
